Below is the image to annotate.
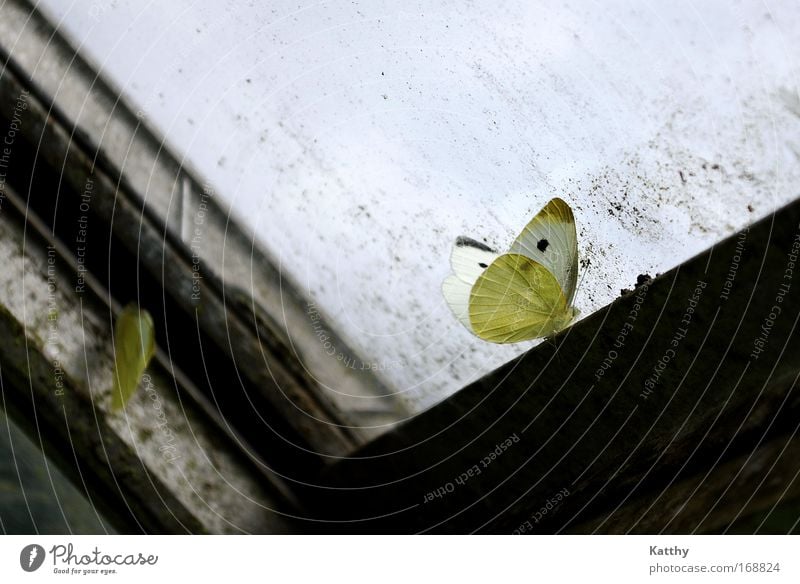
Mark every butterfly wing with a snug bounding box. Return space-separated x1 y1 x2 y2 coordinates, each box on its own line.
442 237 499 329
111 304 155 410
469 253 571 343
509 198 578 305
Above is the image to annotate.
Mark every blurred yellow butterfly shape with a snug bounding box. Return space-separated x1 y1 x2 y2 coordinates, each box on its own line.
111 304 155 410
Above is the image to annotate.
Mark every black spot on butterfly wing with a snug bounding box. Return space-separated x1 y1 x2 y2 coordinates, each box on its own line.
537 239 549 252
478 262 488 268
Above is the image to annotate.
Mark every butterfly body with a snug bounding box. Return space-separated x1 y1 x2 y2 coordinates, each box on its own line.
443 198 579 343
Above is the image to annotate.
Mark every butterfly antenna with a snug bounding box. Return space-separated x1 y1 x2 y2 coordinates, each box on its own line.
573 258 591 305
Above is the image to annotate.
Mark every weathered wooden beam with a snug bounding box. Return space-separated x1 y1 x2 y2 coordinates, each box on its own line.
315 196 800 533
573 424 800 534
0 302 202 534
0 185 298 533
0 46 359 460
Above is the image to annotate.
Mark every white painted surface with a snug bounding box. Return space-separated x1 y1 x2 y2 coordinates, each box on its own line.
37 0 800 412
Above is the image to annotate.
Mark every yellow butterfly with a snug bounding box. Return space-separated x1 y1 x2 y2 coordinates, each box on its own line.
442 197 579 343
111 304 155 410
